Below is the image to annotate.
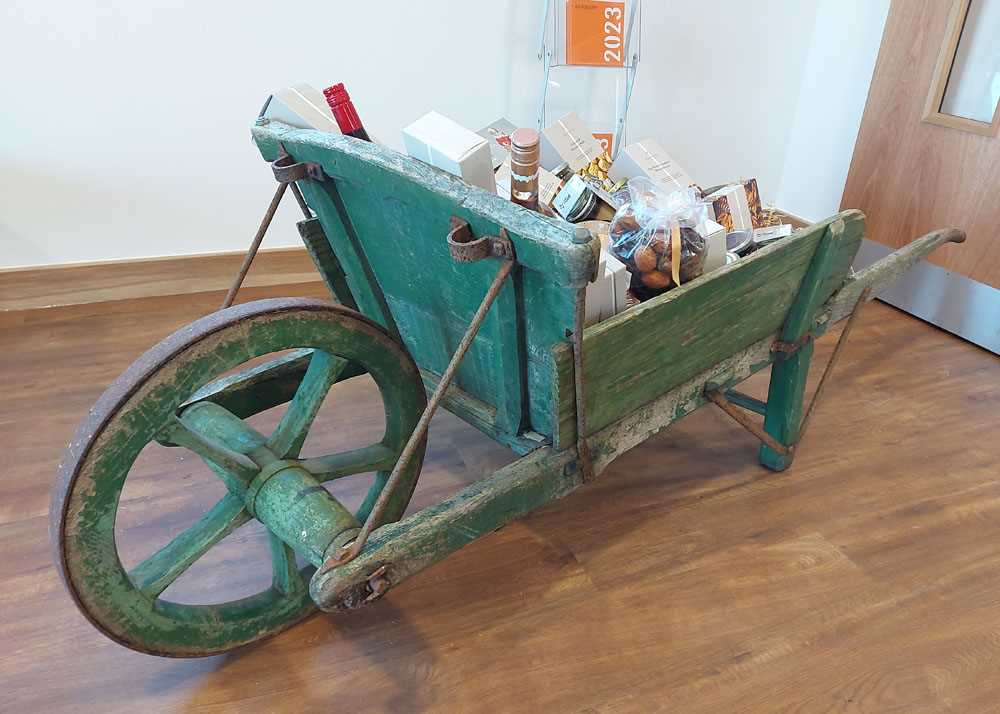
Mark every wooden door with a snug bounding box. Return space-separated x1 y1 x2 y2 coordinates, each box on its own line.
843 0 1000 290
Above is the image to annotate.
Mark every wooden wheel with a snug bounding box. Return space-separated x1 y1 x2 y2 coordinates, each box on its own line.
51 298 426 657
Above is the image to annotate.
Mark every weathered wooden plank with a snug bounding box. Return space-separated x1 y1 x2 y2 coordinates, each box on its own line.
253 121 584 444
252 122 597 286
182 349 366 419
296 218 358 310
778 218 845 342
418 369 542 456
759 342 813 471
817 227 966 330
302 178 401 339
490 265 526 435
552 211 866 447
760 220 845 471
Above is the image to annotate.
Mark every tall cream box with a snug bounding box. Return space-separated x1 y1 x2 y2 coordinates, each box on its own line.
263 84 341 133
586 247 629 326
402 111 497 193
608 140 695 192
699 219 728 273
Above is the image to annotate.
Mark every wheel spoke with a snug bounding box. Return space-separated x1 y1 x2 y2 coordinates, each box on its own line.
129 493 251 599
299 443 397 481
158 413 259 485
269 533 306 596
268 349 348 458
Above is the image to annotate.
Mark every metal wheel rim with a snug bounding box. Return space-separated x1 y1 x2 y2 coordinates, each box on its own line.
51 298 426 657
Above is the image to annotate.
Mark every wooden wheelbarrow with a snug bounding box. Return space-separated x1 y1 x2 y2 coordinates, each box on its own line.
50 121 964 657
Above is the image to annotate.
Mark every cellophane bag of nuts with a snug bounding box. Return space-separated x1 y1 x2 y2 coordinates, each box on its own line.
609 178 708 301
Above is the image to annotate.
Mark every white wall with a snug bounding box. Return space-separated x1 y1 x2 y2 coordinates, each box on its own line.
0 0 886 268
775 0 891 220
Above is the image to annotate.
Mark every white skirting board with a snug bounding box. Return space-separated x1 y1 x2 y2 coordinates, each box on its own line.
854 239 1000 354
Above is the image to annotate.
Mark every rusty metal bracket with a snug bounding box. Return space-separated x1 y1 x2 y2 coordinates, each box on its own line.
447 216 515 262
772 331 815 356
271 151 325 183
363 565 392 603
570 226 596 482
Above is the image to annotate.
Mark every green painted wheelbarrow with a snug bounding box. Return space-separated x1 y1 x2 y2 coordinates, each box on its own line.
51 120 964 657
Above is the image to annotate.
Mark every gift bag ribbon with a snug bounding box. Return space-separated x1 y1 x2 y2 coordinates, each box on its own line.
670 224 682 287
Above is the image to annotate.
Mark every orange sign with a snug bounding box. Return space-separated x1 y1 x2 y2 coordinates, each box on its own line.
593 132 614 155
566 0 626 67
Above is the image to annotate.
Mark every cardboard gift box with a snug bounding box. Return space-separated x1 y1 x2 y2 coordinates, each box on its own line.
541 112 605 172
699 219 728 273
608 140 695 193
586 248 629 326
704 184 754 233
264 84 341 133
403 111 497 193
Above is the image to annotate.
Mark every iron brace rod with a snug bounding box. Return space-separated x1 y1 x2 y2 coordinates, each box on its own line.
796 286 873 444
289 182 312 219
706 389 792 456
323 258 517 571
572 287 595 482
221 179 313 310
221 182 288 309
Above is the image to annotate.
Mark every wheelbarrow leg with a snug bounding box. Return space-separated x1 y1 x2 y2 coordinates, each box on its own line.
760 284 874 471
759 343 814 471
759 219 845 471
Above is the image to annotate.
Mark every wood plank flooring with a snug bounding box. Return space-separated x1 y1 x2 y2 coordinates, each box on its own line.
1 286 998 713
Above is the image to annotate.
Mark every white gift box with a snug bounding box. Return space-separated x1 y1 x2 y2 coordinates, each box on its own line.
402 111 497 193
263 84 340 133
700 219 728 273
586 248 629 326
541 112 605 172
608 140 695 193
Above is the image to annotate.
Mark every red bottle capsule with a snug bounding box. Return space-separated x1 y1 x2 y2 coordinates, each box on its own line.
322 83 371 142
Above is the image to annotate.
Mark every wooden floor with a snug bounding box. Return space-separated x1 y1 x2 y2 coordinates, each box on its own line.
2 286 999 713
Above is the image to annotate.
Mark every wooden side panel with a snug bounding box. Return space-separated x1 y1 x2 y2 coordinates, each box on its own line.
552 211 866 447
325 164 527 435
253 123 590 443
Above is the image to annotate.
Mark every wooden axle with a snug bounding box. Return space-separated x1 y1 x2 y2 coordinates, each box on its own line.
180 402 360 568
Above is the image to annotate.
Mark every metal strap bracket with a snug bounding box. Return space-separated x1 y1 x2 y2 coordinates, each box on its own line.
272 150 325 184
447 216 515 262
772 331 815 356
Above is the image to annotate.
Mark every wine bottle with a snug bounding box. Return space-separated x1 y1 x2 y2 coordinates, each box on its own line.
322 83 372 142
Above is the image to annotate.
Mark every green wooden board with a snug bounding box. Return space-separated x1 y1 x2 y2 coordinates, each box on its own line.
551 211 866 447
253 122 594 444
297 217 359 311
